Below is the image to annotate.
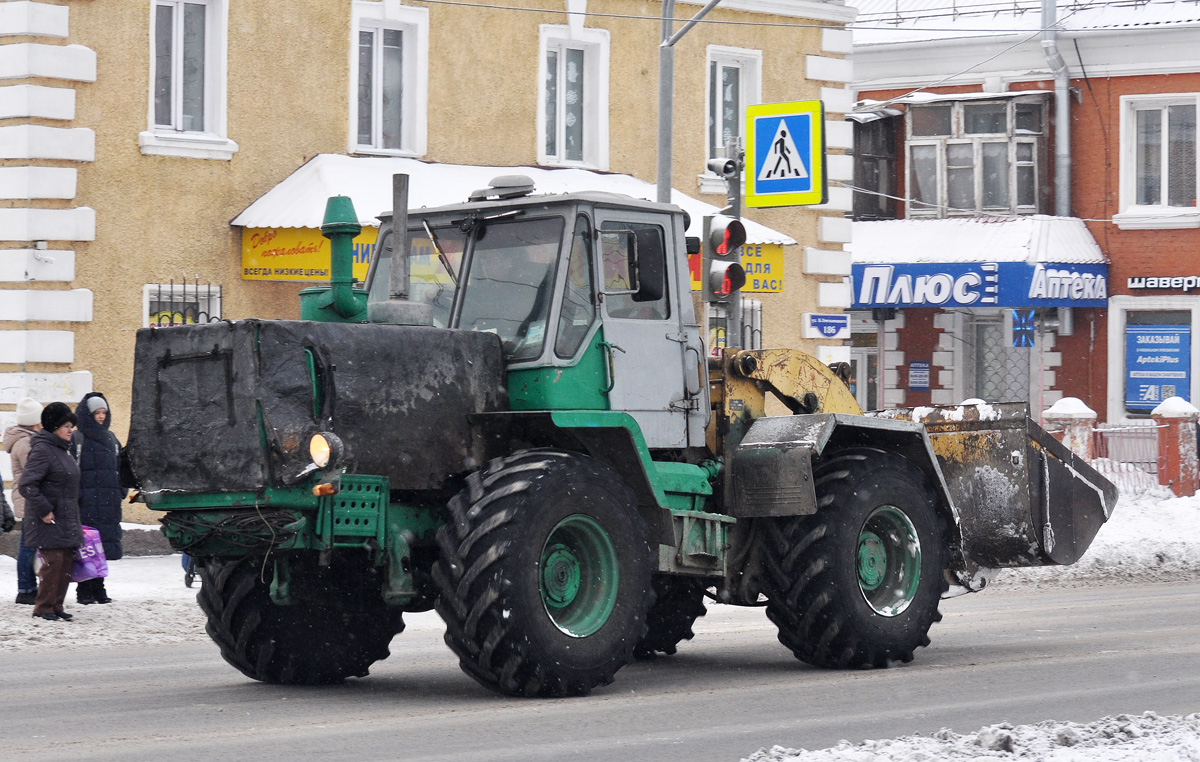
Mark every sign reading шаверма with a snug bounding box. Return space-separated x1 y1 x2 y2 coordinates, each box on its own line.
1128 276 1200 292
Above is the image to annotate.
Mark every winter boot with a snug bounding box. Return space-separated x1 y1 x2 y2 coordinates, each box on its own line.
15 590 37 605
76 578 98 605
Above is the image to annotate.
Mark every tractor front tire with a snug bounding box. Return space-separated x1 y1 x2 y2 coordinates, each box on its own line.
761 448 948 669
634 575 708 658
198 554 397 685
433 449 654 697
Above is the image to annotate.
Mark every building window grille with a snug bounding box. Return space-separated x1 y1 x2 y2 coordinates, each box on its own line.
144 279 222 327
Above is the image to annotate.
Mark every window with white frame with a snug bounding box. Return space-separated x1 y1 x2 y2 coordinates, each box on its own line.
906 97 1046 217
538 25 609 169
351 0 428 156
143 282 221 327
702 47 760 194
140 0 236 160
1116 94 1199 229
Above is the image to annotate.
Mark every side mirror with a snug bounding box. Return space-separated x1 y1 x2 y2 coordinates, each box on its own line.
631 227 665 303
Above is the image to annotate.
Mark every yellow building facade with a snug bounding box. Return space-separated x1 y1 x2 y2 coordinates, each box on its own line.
0 0 856 459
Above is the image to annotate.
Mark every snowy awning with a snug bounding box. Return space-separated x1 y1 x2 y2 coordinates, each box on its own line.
231 154 796 246
850 216 1107 265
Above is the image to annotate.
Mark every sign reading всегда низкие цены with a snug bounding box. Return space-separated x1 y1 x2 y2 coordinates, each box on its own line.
852 262 1108 308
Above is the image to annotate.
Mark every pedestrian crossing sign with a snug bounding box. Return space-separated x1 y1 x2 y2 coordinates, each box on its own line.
745 100 826 208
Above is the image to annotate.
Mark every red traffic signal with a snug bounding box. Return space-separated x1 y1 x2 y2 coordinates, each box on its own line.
710 216 746 257
703 215 747 303
708 260 747 299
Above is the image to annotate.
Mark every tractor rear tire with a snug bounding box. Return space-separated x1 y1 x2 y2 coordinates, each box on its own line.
197 553 397 685
761 448 948 669
433 449 654 697
634 575 708 658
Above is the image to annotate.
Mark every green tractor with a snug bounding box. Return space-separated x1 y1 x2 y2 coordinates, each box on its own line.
127 175 1117 696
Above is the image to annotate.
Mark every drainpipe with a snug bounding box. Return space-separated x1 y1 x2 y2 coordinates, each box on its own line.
1042 0 1071 217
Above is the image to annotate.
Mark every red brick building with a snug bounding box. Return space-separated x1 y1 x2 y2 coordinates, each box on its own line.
848 0 1200 422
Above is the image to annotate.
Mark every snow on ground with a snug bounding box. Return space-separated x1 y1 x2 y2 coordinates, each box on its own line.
2 483 1198 760
744 712 1200 762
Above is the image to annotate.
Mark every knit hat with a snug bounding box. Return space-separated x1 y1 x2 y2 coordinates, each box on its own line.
41 401 76 432
15 397 42 426
87 396 109 414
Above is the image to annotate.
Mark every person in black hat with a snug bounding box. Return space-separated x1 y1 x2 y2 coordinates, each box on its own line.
73 392 126 604
18 402 84 621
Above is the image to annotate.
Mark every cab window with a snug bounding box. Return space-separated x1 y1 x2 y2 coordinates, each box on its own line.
600 221 669 320
555 216 597 358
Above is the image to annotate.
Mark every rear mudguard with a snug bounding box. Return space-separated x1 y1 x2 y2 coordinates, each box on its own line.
732 403 1118 590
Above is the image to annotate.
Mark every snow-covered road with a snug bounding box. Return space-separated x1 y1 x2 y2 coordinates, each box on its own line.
2 482 1197 760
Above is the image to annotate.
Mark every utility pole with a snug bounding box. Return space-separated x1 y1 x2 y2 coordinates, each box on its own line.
656 0 726 204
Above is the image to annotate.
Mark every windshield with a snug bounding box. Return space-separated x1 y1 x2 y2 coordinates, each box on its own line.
459 216 563 362
366 215 564 362
367 224 466 328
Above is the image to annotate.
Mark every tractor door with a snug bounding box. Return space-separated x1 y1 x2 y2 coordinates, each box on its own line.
595 211 698 449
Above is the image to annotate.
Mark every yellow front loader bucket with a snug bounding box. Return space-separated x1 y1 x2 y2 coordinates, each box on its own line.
869 402 1119 568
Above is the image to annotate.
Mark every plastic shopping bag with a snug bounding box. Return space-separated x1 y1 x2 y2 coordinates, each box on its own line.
70 526 109 582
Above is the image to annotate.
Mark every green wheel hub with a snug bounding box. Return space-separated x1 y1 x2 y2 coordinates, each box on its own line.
540 514 619 637
856 505 921 617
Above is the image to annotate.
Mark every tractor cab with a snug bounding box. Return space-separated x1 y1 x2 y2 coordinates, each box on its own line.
365 177 710 450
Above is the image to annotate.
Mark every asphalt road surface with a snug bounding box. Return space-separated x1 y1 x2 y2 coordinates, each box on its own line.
3 581 1198 762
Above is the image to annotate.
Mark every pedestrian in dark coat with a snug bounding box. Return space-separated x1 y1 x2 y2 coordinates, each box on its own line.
73 392 125 604
5 396 43 604
19 402 84 621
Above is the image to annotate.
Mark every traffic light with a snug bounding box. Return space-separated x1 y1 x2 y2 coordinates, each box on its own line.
707 157 738 179
702 214 747 303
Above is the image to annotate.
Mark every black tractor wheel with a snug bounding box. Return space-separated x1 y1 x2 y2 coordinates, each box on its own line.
433 449 654 697
634 575 708 658
760 448 948 669
197 553 398 685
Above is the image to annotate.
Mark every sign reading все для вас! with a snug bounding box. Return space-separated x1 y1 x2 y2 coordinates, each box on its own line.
1125 324 1191 410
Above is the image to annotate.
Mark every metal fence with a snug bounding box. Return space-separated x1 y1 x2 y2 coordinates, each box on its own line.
148 278 222 327
1090 420 1163 494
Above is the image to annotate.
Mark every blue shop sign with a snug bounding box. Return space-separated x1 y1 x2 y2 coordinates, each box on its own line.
852 262 1108 308
1125 324 1191 410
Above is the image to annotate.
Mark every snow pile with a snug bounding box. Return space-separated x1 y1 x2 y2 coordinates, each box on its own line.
0 553 208 652
743 712 1200 762
991 483 1200 589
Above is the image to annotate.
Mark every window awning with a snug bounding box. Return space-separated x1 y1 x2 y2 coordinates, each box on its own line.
849 216 1109 309
231 154 796 246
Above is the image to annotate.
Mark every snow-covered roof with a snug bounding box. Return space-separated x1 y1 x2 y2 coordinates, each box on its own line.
851 0 1200 47
849 215 1107 265
231 154 796 246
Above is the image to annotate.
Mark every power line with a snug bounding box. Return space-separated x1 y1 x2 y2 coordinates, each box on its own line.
411 0 1195 34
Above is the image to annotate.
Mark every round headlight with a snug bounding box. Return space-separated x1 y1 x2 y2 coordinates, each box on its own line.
308 432 343 469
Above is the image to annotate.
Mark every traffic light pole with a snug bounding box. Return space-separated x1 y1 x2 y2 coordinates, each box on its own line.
724 136 742 349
